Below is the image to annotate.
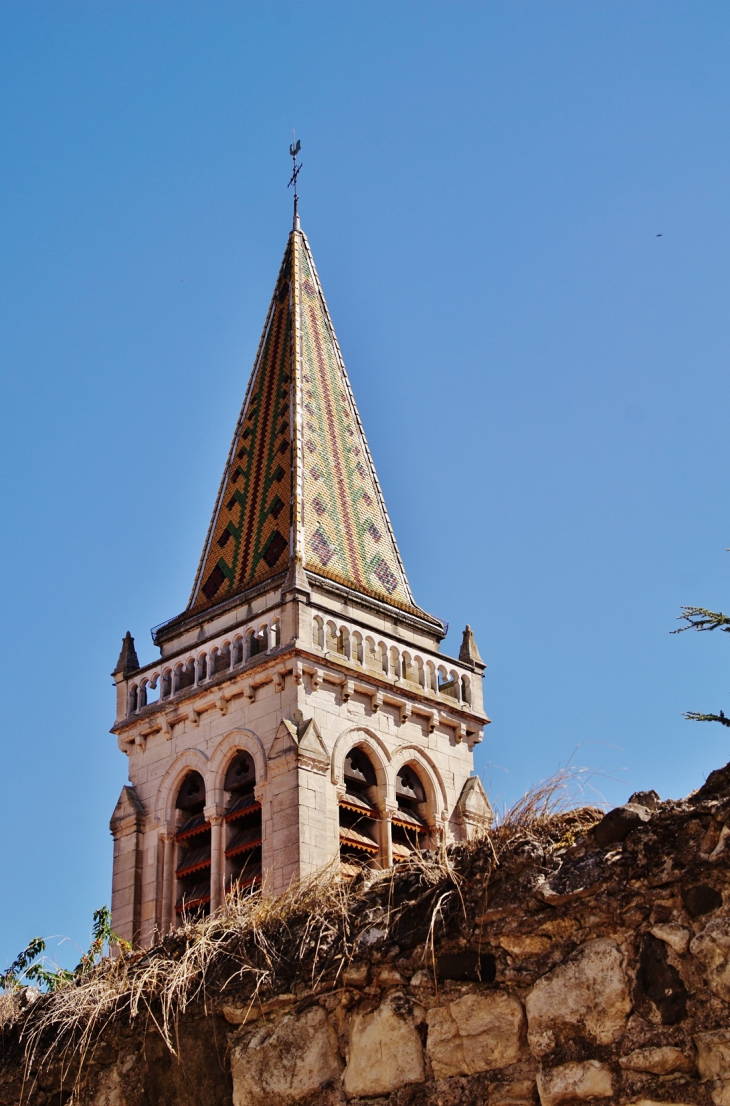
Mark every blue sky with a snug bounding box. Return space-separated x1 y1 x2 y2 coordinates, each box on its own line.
2 2 730 967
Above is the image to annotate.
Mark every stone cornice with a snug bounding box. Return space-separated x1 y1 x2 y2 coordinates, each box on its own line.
306 572 444 636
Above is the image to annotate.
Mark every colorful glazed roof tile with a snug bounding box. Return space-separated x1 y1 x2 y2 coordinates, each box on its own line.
188 226 423 617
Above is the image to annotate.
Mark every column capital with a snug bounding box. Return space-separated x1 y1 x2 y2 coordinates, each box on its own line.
204 803 225 824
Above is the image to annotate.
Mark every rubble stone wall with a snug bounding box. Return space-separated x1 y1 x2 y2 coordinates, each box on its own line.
5 766 730 1106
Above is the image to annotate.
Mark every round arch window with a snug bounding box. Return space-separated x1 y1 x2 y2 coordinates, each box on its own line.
174 771 211 917
224 751 262 893
392 765 428 862
339 746 380 877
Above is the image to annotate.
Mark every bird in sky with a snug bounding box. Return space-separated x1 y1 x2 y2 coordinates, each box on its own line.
656 234 662 237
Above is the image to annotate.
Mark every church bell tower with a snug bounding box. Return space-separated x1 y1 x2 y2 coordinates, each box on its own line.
109 195 491 947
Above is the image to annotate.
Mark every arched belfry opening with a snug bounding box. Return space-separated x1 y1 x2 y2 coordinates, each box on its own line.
339 747 380 876
174 771 211 917
392 765 429 861
223 752 262 892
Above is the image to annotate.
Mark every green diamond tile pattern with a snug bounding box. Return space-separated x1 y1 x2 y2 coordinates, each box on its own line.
189 245 294 613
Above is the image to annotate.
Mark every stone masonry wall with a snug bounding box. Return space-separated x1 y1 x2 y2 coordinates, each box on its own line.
4 764 730 1106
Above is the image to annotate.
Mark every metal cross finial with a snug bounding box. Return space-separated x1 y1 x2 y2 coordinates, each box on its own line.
288 134 302 229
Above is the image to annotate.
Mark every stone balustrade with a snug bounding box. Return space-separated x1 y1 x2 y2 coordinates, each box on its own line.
122 609 479 722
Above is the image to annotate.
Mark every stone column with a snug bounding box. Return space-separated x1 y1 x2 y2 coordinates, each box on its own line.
160 830 176 934
381 807 395 869
206 807 225 913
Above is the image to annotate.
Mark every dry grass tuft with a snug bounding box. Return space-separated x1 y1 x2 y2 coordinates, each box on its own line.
498 765 599 827
488 765 604 850
16 861 362 1085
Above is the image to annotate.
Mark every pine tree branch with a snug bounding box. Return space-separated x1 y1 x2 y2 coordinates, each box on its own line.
684 710 730 727
673 607 730 634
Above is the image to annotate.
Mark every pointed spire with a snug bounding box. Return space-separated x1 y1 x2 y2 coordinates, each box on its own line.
187 223 425 619
113 631 139 677
459 625 484 667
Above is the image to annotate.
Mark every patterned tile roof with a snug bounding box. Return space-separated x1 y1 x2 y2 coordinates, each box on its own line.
188 227 424 618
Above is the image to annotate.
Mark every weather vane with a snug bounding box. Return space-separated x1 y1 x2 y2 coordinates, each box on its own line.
288 133 302 227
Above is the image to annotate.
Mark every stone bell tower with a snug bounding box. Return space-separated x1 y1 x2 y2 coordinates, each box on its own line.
109 205 491 947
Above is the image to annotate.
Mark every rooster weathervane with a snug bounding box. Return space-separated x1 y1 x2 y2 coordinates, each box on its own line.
288 135 302 227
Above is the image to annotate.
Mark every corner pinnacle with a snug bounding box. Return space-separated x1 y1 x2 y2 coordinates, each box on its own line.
113 631 140 677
